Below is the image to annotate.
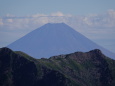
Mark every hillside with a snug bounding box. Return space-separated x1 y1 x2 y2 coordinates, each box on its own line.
0 47 115 86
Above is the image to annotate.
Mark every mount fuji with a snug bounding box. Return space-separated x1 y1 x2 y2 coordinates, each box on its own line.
7 23 115 59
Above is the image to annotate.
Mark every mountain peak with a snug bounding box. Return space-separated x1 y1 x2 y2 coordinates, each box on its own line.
46 22 65 25
40 23 72 30
0 47 12 54
42 23 67 28
7 23 115 59
89 49 102 54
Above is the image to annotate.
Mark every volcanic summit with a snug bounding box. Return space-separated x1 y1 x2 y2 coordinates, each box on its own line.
8 23 115 59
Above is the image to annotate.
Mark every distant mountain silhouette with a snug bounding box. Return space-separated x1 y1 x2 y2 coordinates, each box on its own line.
7 23 115 59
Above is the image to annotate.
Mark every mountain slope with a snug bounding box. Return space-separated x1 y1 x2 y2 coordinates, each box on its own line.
7 23 115 59
0 47 115 86
0 47 71 86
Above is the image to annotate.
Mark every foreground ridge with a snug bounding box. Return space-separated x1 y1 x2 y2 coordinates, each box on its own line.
0 47 115 86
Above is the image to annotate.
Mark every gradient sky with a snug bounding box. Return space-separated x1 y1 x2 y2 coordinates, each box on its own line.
0 0 115 16
0 0 115 53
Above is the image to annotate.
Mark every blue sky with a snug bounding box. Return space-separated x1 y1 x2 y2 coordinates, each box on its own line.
0 0 115 53
0 0 115 16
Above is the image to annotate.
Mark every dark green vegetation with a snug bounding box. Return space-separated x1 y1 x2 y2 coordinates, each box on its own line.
0 47 115 86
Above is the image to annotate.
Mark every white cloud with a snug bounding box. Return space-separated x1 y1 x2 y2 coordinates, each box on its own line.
82 17 93 26
0 11 115 32
0 19 3 25
31 14 47 17
50 12 64 16
83 10 115 28
107 9 115 18
7 19 13 23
